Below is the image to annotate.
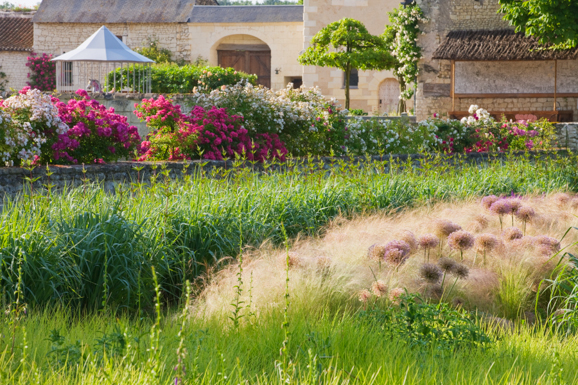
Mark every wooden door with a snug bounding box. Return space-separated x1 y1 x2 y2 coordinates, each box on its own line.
218 50 271 88
379 78 400 115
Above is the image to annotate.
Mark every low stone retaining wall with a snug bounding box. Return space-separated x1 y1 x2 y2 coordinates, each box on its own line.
0 151 569 196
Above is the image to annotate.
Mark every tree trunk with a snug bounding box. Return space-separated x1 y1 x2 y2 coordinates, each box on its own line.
397 79 407 115
345 63 350 110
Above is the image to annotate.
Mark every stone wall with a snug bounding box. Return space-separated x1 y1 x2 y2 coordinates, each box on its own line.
303 0 402 113
0 151 571 196
0 51 29 91
415 0 578 120
34 23 190 62
188 22 303 91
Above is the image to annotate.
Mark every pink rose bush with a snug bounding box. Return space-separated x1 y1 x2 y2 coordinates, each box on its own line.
135 96 287 161
26 53 56 92
0 87 68 166
51 89 141 164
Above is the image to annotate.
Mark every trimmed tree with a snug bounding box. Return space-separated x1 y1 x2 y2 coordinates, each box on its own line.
298 18 395 110
498 0 578 49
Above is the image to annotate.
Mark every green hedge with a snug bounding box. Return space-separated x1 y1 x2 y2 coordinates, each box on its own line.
106 64 257 93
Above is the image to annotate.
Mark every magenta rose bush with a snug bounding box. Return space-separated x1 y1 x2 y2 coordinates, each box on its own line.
26 53 56 92
51 89 141 164
135 96 287 161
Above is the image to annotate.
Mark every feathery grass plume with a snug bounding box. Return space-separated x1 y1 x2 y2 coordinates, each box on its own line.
315 255 332 270
474 233 499 265
418 234 439 262
383 240 411 265
452 297 465 308
515 206 535 235
367 244 386 262
502 227 523 242
388 287 405 305
489 199 512 230
396 230 418 254
447 230 474 261
279 252 302 268
570 197 578 209
552 192 571 207
420 263 443 283
371 280 388 297
481 195 499 210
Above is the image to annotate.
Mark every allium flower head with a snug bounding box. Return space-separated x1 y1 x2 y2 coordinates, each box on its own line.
419 263 443 283
507 198 522 212
383 240 411 265
473 214 490 230
280 252 302 268
502 227 523 241
396 230 417 253
474 233 499 253
490 200 512 216
447 230 474 251
418 234 439 250
452 263 469 279
533 236 560 255
367 243 386 261
426 284 443 300
433 219 462 238
438 257 457 272
552 193 571 207
515 206 536 222
481 195 499 210
371 280 388 297
358 289 371 303
388 287 405 304
570 197 578 209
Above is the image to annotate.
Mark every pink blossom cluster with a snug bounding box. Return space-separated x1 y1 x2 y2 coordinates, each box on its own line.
135 96 287 161
25 53 56 92
51 89 141 164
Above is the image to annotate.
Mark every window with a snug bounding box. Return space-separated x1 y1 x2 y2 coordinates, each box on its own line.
343 68 358 88
63 61 73 86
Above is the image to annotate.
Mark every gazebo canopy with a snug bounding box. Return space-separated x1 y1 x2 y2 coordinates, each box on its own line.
52 26 153 63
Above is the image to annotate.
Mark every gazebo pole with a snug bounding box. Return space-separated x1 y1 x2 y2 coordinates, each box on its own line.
554 59 558 113
451 60 455 112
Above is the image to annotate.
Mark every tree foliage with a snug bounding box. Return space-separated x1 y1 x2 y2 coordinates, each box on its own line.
298 18 395 110
498 0 578 49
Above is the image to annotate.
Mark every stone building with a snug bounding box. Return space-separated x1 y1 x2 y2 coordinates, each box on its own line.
0 11 34 92
415 0 578 121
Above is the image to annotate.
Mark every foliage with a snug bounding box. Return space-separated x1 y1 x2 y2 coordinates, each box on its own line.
106 63 256 93
0 86 68 166
498 0 578 49
299 18 395 109
134 38 174 64
382 4 427 111
0 1 38 11
25 52 56 92
135 95 286 161
358 293 491 352
185 82 348 156
0 71 7 92
542 251 578 335
0 153 577 310
348 109 367 116
51 89 141 164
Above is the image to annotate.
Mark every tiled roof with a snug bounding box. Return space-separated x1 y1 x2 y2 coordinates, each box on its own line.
189 5 303 23
0 16 33 51
433 30 578 61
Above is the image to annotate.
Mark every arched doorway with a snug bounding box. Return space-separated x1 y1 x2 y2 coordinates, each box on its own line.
216 34 271 88
378 78 400 115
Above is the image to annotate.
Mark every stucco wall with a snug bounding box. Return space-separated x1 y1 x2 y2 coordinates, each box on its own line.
302 0 401 113
188 22 303 91
34 23 190 61
0 51 30 90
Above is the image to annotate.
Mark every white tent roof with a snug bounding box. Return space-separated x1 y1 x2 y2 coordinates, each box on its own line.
52 26 154 63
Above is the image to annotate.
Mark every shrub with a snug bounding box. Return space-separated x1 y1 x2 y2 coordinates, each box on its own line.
25 52 56 92
186 82 348 156
106 64 257 93
134 38 174 64
0 86 68 166
135 95 286 161
51 89 141 164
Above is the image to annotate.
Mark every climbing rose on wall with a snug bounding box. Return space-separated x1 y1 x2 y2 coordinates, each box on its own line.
26 53 56 92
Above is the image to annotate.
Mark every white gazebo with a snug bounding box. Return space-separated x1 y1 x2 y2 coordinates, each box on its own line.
52 26 154 93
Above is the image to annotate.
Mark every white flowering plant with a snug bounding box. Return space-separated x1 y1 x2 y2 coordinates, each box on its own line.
185 81 348 156
0 87 68 166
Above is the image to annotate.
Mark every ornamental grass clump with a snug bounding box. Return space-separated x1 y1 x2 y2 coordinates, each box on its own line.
447 230 474 261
